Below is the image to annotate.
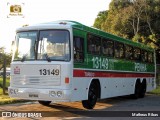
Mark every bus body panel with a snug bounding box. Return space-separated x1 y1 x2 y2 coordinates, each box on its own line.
9 21 156 108
9 61 74 102
72 68 155 100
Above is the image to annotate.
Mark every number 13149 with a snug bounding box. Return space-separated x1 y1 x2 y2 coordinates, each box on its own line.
39 69 60 76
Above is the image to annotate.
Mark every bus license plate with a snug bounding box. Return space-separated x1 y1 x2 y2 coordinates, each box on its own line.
29 93 39 98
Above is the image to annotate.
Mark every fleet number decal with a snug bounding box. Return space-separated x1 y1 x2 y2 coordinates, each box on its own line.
39 69 60 76
92 57 109 69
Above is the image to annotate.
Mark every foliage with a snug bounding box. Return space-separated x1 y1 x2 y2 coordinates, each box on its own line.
0 77 10 88
149 86 160 95
0 47 12 69
93 0 160 49
93 11 108 29
0 91 30 105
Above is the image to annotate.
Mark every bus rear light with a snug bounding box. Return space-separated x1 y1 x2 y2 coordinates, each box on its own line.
65 77 69 84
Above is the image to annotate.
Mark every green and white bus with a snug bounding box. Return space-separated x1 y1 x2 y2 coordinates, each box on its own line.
9 21 156 109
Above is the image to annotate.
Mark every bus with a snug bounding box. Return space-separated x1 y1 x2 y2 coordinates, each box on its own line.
9 20 156 109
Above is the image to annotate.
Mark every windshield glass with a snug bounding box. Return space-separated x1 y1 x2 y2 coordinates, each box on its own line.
13 31 37 61
38 30 70 61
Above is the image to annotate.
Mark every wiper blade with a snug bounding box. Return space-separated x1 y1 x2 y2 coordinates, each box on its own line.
44 54 51 62
21 54 27 62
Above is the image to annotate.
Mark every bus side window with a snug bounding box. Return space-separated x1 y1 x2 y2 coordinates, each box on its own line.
102 38 114 57
87 34 101 54
148 52 153 63
134 48 141 61
125 45 133 60
141 50 148 62
114 42 124 58
74 37 84 63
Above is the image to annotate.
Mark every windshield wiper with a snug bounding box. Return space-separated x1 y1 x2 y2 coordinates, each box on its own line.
44 54 51 62
21 54 27 62
21 55 27 62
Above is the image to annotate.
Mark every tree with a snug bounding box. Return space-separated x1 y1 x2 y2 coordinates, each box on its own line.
0 47 12 69
93 11 108 29
0 47 5 53
93 0 160 49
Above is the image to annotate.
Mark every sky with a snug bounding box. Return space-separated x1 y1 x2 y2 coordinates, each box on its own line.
0 0 111 53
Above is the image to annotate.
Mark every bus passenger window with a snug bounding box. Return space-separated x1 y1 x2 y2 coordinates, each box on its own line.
74 37 84 62
141 50 148 62
134 48 141 61
102 39 114 57
114 42 124 58
148 52 153 63
125 45 133 60
87 34 101 54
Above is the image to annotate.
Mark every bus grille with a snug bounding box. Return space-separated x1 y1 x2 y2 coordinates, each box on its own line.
11 76 61 87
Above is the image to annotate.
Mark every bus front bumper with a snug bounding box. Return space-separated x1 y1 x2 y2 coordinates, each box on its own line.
8 87 72 102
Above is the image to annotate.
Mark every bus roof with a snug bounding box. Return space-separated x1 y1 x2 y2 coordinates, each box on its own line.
18 20 154 52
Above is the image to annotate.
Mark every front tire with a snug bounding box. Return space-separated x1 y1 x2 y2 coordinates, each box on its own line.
38 101 51 106
82 81 99 109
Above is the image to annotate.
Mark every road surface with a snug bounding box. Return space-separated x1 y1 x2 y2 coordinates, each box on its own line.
0 94 160 120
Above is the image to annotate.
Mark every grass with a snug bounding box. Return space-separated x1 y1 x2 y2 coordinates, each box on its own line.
0 88 27 105
0 88 30 105
149 85 160 95
0 95 30 105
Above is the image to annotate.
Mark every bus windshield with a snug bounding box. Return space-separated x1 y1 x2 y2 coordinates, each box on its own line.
14 31 38 61
38 30 70 61
13 30 70 61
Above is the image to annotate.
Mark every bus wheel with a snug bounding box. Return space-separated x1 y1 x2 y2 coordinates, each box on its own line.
82 81 99 109
139 80 146 98
132 81 141 99
38 100 51 106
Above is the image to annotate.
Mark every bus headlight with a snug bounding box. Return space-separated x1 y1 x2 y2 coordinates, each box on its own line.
9 89 18 95
57 91 63 97
9 89 14 94
49 91 56 97
14 89 19 94
49 91 63 97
